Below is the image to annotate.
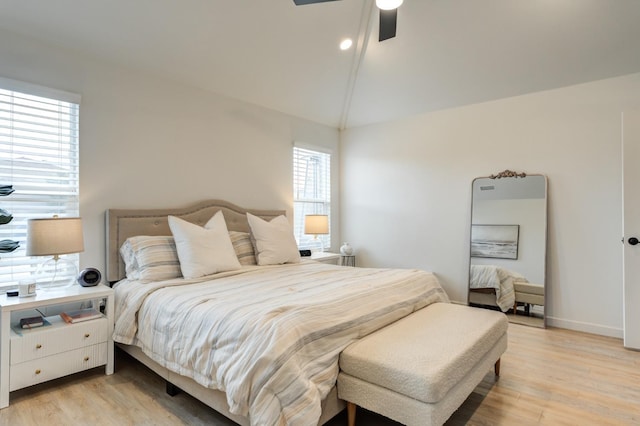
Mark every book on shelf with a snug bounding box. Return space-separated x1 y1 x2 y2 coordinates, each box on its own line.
19 316 44 329
12 317 51 335
60 308 103 324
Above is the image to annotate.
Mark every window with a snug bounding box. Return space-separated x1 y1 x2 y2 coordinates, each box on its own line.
293 146 331 250
0 78 80 292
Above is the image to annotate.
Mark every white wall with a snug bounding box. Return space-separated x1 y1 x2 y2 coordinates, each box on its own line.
0 29 340 277
341 73 640 338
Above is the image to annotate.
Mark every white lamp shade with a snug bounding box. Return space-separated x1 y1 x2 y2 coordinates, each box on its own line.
376 0 403 10
304 215 329 235
27 217 84 256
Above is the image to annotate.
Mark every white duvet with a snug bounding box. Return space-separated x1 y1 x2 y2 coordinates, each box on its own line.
469 264 526 311
113 261 448 425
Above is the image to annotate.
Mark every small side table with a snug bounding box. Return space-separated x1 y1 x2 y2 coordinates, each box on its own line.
0 284 114 408
340 255 356 267
310 252 341 265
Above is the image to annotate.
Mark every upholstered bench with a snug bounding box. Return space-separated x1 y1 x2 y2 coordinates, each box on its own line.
513 281 545 313
337 302 508 426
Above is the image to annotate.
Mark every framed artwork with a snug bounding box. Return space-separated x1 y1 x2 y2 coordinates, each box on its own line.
471 224 519 260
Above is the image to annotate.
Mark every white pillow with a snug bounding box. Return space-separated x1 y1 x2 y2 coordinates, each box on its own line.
168 211 241 279
247 213 301 265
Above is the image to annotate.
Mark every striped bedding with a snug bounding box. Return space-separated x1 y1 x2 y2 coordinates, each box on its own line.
113 261 449 425
469 265 525 311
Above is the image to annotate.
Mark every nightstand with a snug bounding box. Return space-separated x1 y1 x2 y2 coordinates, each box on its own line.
0 284 114 408
310 252 341 265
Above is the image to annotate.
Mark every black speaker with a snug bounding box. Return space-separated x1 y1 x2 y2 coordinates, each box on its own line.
77 268 101 287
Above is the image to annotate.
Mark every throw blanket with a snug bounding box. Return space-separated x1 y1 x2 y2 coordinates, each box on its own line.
113 261 449 425
469 264 525 312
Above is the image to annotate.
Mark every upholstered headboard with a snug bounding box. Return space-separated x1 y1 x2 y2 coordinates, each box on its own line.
106 199 285 283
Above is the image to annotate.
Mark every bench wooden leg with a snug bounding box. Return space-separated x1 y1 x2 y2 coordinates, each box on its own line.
347 401 357 426
494 358 501 376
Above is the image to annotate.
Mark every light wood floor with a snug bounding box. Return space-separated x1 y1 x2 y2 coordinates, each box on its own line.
0 323 638 425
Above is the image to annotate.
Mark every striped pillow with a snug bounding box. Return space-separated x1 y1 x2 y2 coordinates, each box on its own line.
120 236 182 282
229 231 257 266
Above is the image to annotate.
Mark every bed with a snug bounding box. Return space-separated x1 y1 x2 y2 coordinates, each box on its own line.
106 199 450 425
468 264 526 312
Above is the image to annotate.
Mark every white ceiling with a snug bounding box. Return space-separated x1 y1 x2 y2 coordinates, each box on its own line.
1 0 639 129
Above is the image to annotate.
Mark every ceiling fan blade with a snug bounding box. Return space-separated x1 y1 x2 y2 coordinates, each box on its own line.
293 0 341 5
379 8 397 41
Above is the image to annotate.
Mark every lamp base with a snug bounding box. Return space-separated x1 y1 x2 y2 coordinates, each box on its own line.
313 235 324 253
36 256 77 291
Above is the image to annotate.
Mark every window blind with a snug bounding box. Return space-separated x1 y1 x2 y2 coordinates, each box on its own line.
293 146 331 250
0 82 80 291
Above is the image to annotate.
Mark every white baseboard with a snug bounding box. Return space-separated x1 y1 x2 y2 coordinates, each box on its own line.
450 299 623 339
545 316 623 339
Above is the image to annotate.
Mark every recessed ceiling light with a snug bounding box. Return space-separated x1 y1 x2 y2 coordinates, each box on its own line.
340 38 353 50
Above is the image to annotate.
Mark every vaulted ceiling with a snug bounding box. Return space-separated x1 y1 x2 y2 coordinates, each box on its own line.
1 0 639 129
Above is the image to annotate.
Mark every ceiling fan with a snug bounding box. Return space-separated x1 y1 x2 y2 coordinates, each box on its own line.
293 0 403 42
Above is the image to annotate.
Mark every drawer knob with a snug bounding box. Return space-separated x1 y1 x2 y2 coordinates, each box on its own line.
35 369 41 375
35 344 42 349
83 356 90 362
84 333 90 338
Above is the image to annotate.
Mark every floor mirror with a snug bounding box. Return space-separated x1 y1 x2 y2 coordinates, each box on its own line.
468 170 547 328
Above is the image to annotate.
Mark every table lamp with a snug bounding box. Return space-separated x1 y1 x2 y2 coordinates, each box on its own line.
304 214 329 252
27 216 84 290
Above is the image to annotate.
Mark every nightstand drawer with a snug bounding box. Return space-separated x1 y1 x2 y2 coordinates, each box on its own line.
10 342 107 391
10 317 108 365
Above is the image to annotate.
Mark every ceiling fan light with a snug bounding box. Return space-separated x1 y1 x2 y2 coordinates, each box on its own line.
376 0 403 10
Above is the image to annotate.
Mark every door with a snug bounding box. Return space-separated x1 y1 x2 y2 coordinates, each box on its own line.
623 111 640 350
